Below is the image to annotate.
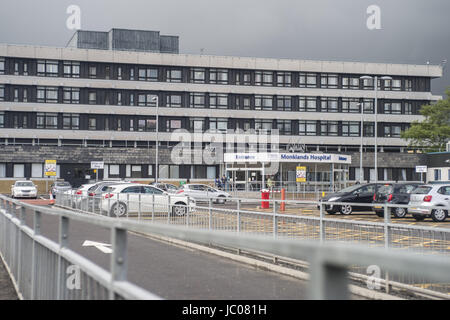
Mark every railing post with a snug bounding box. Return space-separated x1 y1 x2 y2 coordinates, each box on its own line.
31 209 41 300
16 205 26 293
152 194 155 221
208 198 212 230
320 201 325 243
110 227 128 300
167 195 171 224
126 194 130 219
57 216 69 300
273 199 277 238
186 196 190 227
138 194 142 220
237 199 241 234
384 203 391 294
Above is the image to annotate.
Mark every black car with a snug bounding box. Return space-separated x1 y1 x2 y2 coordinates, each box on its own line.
319 183 382 215
372 182 421 218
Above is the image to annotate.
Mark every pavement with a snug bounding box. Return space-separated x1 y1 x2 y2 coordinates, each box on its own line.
0 256 18 300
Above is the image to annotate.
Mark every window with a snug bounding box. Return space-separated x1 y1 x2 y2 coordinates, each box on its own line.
13 164 25 178
255 119 273 133
137 119 156 132
63 61 80 78
342 121 360 137
209 94 228 109
138 68 158 81
320 121 338 136
190 118 204 132
166 69 182 82
255 71 273 86
37 60 58 77
384 102 401 114
23 62 28 76
276 120 291 135
108 165 120 178
138 94 157 107
117 92 122 105
31 163 43 178
383 79 401 91
384 125 401 137
405 79 412 92
88 118 97 130
129 93 135 106
0 58 4 74
166 119 182 132
209 68 228 84
209 118 228 133
255 95 273 110
130 165 142 178
362 99 374 113
14 62 19 75
37 113 58 129
277 96 292 111
276 72 292 87
299 73 317 88
14 89 18 102
320 98 338 112
342 98 360 113
299 97 317 112
404 102 412 115
0 85 4 101
0 112 4 128
299 121 317 136
63 88 80 104
190 93 206 108
117 66 122 80
129 68 135 81
235 71 251 86
190 68 205 83
434 169 441 181
23 88 28 102
166 94 182 108
63 114 79 130
363 122 375 137
342 76 359 89
320 74 338 88
37 87 58 103
88 92 97 104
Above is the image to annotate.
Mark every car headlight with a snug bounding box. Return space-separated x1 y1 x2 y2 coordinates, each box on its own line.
328 197 341 202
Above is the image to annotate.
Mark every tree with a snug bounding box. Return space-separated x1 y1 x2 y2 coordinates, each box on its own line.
401 88 450 152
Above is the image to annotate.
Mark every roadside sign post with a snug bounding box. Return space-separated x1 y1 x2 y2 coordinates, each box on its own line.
91 161 104 183
44 160 57 194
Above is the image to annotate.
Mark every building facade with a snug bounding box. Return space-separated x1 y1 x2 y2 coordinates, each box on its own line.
0 29 443 188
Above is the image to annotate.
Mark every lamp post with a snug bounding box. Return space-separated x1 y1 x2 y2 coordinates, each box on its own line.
359 75 392 183
152 95 159 183
357 102 364 183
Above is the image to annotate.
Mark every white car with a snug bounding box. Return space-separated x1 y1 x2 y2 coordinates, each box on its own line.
70 183 96 208
100 183 196 217
177 184 231 204
11 181 38 199
408 184 450 222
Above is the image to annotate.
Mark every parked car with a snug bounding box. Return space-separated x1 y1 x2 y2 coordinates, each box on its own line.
319 183 382 215
372 182 421 218
11 180 38 199
100 183 195 217
408 184 450 222
50 181 72 198
176 184 231 204
71 183 96 209
150 182 179 194
86 181 132 211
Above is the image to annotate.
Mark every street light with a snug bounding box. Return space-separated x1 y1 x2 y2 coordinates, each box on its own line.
357 102 364 183
359 75 392 183
151 95 159 183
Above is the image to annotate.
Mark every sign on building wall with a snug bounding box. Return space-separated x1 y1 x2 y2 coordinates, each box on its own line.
296 166 307 182
415 166 427 173
44 160 57 176
91 161 104 170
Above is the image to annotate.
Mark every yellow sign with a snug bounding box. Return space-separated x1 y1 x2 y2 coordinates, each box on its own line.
44 160 57 176
296 166 306 182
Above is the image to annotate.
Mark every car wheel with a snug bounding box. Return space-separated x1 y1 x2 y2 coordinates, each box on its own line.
375 211 384 218
412 214 425 221
110 202 127 217
340 205 353 215
392 207 407 219
216 196 226 204
431 208 448 222
172 202 187 217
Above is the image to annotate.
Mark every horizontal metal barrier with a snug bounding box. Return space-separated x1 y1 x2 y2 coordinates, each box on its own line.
5 193 450 299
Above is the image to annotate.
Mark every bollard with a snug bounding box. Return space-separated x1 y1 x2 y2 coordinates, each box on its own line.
280 188 286 212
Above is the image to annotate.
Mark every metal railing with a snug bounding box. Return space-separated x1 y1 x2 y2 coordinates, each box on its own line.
56 191 450 297
3 193 450 299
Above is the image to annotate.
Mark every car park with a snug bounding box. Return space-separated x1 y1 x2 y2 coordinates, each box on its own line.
101 183 195 217
372 182 421 218
11 181 38 199
408 184 450 222
150 182 179 194
176 184 230 204
319 183 382 215
50 181 72 198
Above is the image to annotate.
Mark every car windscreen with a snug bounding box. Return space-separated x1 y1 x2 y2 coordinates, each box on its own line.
411 186 432 194
56 182 71 187
377 185 393 195
16 182 34 187
338 184 363 193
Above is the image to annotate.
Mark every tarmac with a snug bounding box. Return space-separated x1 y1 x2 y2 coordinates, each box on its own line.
0 256 18 300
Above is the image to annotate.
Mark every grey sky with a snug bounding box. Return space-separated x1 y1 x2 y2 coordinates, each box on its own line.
0 0 448 95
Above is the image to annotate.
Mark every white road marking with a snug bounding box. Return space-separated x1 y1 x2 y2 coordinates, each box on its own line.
82 240 113 254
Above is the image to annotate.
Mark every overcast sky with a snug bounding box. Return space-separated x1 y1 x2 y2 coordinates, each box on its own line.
0 0 448 95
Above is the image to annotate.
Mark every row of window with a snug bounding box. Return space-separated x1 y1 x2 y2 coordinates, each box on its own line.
0 85 420 114
0 57 430 91
0 112 407 137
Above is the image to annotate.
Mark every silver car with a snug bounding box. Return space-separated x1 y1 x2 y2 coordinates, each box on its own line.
177 184 230 204
51 181 72 197
408 184 450 222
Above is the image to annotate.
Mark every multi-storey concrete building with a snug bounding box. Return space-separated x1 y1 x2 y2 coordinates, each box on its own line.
0 29 443 189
